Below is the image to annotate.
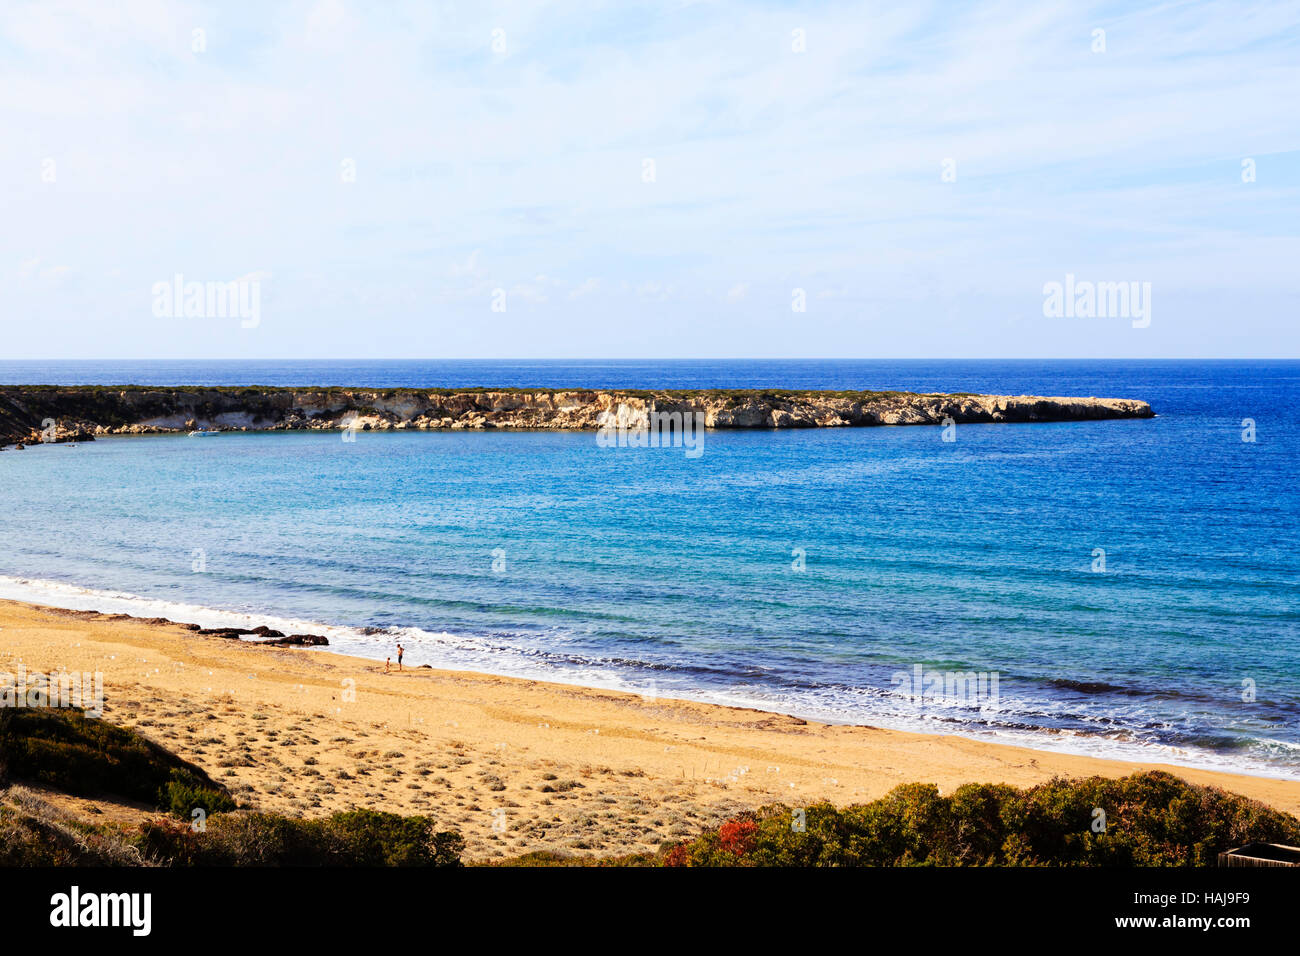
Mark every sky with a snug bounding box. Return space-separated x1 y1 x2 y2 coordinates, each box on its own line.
1 0 1297 360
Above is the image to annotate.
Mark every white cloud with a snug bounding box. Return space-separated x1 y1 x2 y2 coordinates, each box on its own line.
449 250 484 279
568 277 599 299
0 0 1295 358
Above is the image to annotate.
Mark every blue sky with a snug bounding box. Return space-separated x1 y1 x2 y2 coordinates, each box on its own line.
2 0 1297 359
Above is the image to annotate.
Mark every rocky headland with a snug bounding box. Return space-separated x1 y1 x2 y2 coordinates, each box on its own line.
0 384 1154 446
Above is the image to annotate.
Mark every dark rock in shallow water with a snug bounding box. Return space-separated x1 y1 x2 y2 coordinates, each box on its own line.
195 624 285 637
190 624 321 645
259 634 329 647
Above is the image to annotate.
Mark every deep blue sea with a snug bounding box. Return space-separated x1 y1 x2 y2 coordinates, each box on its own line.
1 360 1296 777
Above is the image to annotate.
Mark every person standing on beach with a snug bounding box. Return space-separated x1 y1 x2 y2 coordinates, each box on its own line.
396 643 404 671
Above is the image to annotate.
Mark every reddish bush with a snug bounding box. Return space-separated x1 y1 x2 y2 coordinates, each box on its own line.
717 819 758 857
662 842 690 867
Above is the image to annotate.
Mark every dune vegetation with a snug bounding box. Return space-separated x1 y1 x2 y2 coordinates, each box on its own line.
2 707 1294 867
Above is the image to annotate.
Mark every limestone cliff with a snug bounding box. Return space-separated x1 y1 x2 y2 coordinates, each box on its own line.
0 385 1154 446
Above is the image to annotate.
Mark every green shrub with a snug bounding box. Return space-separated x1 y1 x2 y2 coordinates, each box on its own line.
158 774 236 819
150 809 465 867
321 810 454 866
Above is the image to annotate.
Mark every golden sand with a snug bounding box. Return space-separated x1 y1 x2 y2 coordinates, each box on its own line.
2 598 1296 860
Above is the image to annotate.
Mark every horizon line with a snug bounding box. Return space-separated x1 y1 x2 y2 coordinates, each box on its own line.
3 357 1299 364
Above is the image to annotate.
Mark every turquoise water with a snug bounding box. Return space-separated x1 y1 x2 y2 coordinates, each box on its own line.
1 360 1296 775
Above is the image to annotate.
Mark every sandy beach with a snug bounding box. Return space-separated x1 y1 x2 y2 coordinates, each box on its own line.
2 597 1297 861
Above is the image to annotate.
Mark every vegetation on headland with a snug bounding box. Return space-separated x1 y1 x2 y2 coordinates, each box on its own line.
2 708 1294 867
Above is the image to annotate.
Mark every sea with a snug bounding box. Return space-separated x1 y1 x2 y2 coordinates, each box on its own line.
1 359 1296 778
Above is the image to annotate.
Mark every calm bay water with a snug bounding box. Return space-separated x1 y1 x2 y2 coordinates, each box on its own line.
1 360 1296 776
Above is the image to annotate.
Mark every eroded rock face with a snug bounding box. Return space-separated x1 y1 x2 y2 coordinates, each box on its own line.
0 385 1154 445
